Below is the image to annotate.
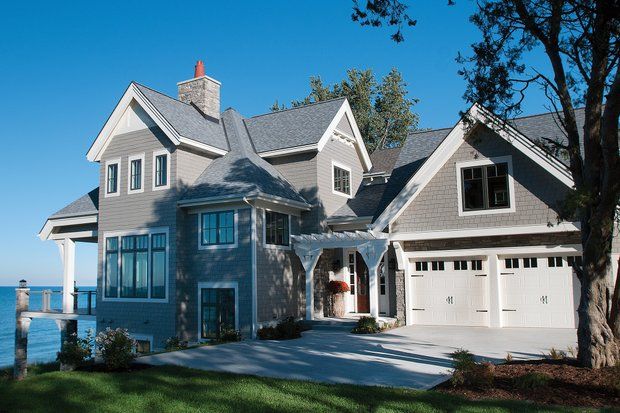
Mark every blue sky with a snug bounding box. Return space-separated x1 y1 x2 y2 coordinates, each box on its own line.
0 0 550 286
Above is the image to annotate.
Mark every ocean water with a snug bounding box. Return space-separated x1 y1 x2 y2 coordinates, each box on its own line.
0 286 96 368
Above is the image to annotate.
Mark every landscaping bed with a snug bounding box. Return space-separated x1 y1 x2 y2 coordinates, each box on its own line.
435 358 620 409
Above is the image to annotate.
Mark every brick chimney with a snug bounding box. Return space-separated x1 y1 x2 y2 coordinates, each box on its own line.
177 60 221 120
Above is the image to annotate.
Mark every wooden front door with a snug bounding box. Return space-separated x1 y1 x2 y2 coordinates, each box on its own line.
355 252 370 313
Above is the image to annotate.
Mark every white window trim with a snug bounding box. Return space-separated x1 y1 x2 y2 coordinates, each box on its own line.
262 208 291 250
104 158 121 198
152 149 170 191
197 281 239 342
456 155 516 217
102 226 169 303
198 208 238 250
127 153 145 194
331 160 353 199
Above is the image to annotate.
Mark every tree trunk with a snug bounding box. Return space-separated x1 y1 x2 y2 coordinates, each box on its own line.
609 256 620 338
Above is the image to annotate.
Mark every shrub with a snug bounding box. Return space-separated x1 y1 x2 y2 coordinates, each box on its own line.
351 316 380 334
450 349 494 388
219 328 242 342
546 347 566 360
96 328 136 371
505 352 513 363
164 336 188 351
566 346 577 358
257 317 302 340
57 330 94 369
515 372 551 390
327 280 350 294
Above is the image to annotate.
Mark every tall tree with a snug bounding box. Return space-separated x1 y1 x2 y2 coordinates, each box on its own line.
273 68 418 152
353 0 620 368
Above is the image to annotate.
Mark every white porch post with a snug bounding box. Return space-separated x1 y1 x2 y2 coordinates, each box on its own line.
56 238 76 314
358 241 389 320
296 247 323 321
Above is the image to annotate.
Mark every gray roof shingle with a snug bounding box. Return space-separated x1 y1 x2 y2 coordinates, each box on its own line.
181 109 308 205
330 183 388 220
134 83 229 152
49 188 99 219
245 98 346 153
369 147 402 174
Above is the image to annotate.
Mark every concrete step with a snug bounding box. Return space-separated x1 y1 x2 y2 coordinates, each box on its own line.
302 318 358 331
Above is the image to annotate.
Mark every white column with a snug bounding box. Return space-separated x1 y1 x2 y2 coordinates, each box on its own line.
56 238 76 314
296 248 322 321
368 264 380 319
358 240 389 320
488 253 501 327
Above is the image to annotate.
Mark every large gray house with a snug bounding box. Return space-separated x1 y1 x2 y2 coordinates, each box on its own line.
39 62 619 351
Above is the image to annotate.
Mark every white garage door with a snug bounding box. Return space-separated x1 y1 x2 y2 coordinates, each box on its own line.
410 258 489 326
500 255 580 328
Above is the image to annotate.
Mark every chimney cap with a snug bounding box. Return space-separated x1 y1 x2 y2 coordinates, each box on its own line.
194 60 205 78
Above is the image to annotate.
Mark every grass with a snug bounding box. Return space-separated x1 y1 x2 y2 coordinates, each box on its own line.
0 364 605 413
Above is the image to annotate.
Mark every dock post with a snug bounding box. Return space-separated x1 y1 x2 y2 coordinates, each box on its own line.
14 280 31 380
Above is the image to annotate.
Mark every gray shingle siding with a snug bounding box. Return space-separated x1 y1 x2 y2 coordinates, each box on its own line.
96 126 178 349
392 126 570 233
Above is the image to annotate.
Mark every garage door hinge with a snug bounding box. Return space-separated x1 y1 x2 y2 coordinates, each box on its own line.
411 274 424 277
411 308 425 311
502 309 517 312
476 310 488 312
500 272 514 275
474 274 487 277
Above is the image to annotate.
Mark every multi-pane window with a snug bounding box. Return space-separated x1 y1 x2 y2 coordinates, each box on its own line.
121 235 149 298
130 158 142 191
567 256 583 268
201 288 235 339
151 234 166 299
415 261 428 272
461 162 510 211
379 263 386 295
265 211 290 246
548 256 564 267
348 253 356 295
471 260 483 271
431 261 445 271
505 258 520 269
107 163 118 194
523 257 538 268
333 165 351 195
104 232 167 300
154 154 168 188
201 211 235 246
454 260 468 270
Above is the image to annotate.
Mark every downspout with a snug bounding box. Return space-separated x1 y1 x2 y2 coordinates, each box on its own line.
243 197 258 339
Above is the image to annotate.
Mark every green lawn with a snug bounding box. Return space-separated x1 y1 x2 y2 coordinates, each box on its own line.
0 364 602 413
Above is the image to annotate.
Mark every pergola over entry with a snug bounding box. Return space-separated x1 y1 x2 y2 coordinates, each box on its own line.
291 231 389 320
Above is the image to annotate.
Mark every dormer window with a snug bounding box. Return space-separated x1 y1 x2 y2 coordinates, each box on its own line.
332 161 351 197
105 158 120 197
153 150 170 190
128 154 145 194
457 156 515 216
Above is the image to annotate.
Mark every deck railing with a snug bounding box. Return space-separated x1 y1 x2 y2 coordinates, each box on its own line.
29 289 96 315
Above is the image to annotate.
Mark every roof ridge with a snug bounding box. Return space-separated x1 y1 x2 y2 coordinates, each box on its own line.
132 81 193 107
249 96 346 119
511 106 585 121
407 127 453 136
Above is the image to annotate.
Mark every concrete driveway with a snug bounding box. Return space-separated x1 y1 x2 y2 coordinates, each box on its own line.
141 325 576 389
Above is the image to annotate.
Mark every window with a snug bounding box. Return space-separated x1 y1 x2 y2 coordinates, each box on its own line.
458 157 514 216
104 231 167 300
548 256 564 267
415 261 428 272
265 211 290 246
201 211 235 246
471 260 483 271
128 154 145 193
107 163 118 194
121 235 149 298
201 288 236 339
523 257 538 268
135 340 151 354
505 258 519 269
567 256 583 268
333 163 351 196
153 151 169 190
431 261 445 271
348 253 355 295
379 263 386 295
454 260 468 270
151 234 166 299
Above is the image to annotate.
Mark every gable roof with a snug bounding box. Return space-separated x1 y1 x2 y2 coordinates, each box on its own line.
179 108 310 209
49 188 99 219
368 104 577 233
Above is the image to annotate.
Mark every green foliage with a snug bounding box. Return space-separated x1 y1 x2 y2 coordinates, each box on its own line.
505 352 513 363
56 329 94 368
450 349 494 388
351 316 380 334
164 336 188 351
272 68 418 152
257 317 302 340
546 348 566 360
218 328 242 343
95 328 136 371
514 372 551 390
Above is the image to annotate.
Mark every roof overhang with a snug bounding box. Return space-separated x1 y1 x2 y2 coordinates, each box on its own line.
291 230 388 250
178 192 312 211
86 82 227 162
370 103 576 234
39 214 98 241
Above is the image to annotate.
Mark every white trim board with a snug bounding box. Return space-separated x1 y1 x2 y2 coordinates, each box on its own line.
331 160 353 199
370 103 575 234
151 149 171 191
39 214 98 241
403 244 582 259
104 158 121 198
197 208 239 250
127 153 145 194
261 208 292 250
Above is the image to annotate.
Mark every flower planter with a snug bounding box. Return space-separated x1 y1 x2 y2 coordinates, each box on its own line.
332 293 346 318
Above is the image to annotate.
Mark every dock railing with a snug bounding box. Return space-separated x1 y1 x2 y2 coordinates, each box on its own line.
28 289 96 315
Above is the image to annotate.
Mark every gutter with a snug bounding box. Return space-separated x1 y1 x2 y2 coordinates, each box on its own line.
178 192 311 211
243 197 258 339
